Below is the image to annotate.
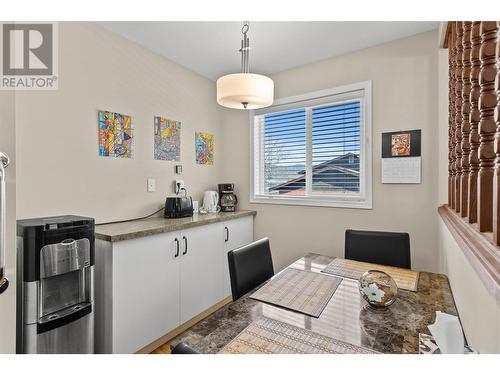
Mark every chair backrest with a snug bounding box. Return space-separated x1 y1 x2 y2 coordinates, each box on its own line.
345 229 411 269
171 342 199 354
227 238 274 300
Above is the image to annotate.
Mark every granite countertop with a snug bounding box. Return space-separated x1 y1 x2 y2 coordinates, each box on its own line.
95 210 256 242
170 253 460 354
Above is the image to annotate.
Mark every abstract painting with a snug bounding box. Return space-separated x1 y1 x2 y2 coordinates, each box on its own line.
195 132 214 165
154 116 181 161
98 110 133 158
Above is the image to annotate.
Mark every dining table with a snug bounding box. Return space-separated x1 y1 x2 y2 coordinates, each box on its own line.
169 253 461 354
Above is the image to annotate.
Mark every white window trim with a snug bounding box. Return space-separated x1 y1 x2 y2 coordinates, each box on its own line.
249 80 372 209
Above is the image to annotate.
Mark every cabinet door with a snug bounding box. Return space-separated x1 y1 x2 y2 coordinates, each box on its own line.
179 223 224 323
112 231 180 353
222 216 254 298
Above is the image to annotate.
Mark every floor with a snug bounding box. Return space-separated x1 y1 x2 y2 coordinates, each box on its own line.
147 296 233 354
151 342 172 354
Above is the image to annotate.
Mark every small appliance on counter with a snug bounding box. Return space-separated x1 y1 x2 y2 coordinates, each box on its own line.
165 182 194 219
16 215 95 354
218 184 238 212
164 195 194 218
201 190 219 213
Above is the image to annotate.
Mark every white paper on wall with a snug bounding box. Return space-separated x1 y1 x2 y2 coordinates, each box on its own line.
381 156 421 184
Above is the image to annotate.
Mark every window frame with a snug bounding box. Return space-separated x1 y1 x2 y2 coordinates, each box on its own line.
249 80 372 209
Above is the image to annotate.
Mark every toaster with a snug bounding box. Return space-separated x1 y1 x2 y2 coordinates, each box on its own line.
164 196 194 218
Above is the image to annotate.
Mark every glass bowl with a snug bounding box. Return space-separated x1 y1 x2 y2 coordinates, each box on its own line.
358 270 398 309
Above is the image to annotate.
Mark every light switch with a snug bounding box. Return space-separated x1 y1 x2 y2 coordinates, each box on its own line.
147 178 156 192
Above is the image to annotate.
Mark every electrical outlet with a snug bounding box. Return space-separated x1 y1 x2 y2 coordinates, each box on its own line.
147 178 156 192
175 180 185 194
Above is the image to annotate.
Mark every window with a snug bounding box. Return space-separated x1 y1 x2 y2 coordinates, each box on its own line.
250 81 372 208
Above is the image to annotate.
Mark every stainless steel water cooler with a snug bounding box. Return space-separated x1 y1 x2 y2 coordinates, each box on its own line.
16 215 95 354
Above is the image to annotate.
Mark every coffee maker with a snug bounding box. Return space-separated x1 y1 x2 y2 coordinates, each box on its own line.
218 184 238 212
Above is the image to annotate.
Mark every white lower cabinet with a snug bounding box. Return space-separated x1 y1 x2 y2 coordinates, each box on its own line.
221 216 254 298
179 223 224 323
95 216 253 354
112 231 180 354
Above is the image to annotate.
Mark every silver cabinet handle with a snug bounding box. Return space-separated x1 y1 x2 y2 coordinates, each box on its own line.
0 152 10 295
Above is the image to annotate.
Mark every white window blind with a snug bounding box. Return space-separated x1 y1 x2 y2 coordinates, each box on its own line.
261 108 306 196
311 101 360 195
251 81 372 208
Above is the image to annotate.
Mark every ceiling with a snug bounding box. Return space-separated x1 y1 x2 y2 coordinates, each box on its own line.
98 22 439 81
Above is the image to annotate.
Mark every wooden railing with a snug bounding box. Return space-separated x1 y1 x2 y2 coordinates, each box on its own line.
445 21 500 244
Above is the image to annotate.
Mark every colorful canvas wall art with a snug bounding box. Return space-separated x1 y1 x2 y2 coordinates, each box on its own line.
195 132 214 165
154 116 181 161
98 110 133 158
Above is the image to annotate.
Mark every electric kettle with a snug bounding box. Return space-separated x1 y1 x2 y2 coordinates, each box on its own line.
202 191 219 213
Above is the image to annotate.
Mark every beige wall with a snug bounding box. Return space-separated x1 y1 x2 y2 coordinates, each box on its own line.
0 90 16 353
437 219 500 353
436 45 500 353
16 22 224 222
223 30 440 272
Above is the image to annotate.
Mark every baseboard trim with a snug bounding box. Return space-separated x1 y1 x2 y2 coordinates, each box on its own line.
135 295 233 354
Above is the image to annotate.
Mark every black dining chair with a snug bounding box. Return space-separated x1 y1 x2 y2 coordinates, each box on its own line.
170 342 200 354
227 237 274 301
344 229 411 269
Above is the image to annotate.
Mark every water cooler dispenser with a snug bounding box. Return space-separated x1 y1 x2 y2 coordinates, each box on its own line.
16 215 95 354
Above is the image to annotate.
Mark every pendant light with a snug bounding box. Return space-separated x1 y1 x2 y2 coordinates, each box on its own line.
216 22 274 110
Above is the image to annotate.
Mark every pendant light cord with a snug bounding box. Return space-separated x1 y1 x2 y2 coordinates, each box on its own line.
240 21 251 74
241 22 249 34
240 21 251 108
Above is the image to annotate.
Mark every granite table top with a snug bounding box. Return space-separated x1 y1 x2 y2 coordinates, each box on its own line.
170 253 460 354
95 210 256 242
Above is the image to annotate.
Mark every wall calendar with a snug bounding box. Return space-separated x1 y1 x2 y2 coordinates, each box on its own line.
381 129 422 184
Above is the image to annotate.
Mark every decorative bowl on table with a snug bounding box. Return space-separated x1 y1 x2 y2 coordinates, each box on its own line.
358 270 398 309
